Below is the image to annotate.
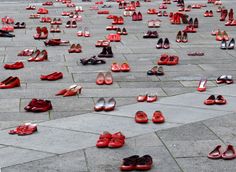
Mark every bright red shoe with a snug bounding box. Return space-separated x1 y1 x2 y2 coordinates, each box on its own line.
40 72 63 81
37 8 48 14
111 62 121 72
96 131 112 148
152 111 165 123
197 79 207 92
166 56 179 65
104 72 113 85
17 124 38 136
135 111 148 123
215 95 227 105
147 95 157 102
204 95 215 105
137 94 147 102
120 62 130 72
108 132 125 148
4 62 24 70
208 145 222 159
157 54 169 65
0 76 20 89
96 72 105 85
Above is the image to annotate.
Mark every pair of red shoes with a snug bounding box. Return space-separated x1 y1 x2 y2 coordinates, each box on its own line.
208 145 236 160
132 12 142 21
37 8 48 14
170 12 188 24
40 72 63 81
0 76 20 89
96 131 125 148
9 123 37 136
112 16 124 24
56 84 82 97
24 99 52 112
147 9 158 14
96 72 113 85
1 25 14 32
28 49 48 62
204 95 227 105
2 16 14 24
111 62 130 72
97 10 109 14
157 54 179 65
26 5 36 10
40 17 51 23
33 27 48 39
204 10 213 17
4 61 24 70
137 94 157 103
135 111 165 123
106 33 121 42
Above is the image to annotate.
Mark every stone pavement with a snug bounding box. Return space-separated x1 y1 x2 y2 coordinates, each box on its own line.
0 0 236 171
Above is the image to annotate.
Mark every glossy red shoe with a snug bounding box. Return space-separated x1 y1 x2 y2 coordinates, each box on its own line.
152 111 165 123
135 111 148 123
111 62 121 72
37 8 48 14
108 132 125 148
42 1 53 6
40 72 63 81
0 76 20 89
4 62 24 70
25 99 52 112
157 54 169 65
96 72 105 85
147 95 157 102
105 72 113 85
137 94 147 102
28 50 48 62
204 95 215 105
94 98 105 111
96 131 112 148
135 155 153 170
197 79 207 92
9 123 30 135
17 49 34 56
17 124 38 136
208 145 222 159
120 62 130 72
215 95 227 105
34 27 48 39
104 98 116 111
222 145 236 160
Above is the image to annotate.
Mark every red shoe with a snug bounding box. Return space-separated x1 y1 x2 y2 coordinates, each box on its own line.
4 62 24 70
137 94 147 102
147 95 157 102
37 8 48 14
137 12 142 20
166 55 179 65
111 62 121 72
104 98 116 111
220 9 228 21
135 155 153 170
60 85 82 97
152 111 165 123
94 98 105 111
197 79 207 92
183 25 196 33
1 25 14 32
96 131 112 148
108 132 125 148
40 17 52 23
28 50 48 62
120 62 130 72
42 1 53 6
104 72 113 85
204 95 215 105
97 10 109 14
157 54 169 65
17 49 34 56
9 123 30 135
132 12 138 21
120 155 139 171
26 5 36 10
17 124 38 136
208 145 222 159
135 111 148 123
215 95 226 105
0 76 20 89
40 72 63 81
24 99 52 112
222 145 236 160
96 72 105 85
33 27 48 39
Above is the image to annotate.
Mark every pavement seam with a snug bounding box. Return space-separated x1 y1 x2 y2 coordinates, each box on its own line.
154 132 184 172
83 149 91 172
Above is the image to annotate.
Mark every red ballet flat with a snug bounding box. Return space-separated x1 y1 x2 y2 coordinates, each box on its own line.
135 111 148 123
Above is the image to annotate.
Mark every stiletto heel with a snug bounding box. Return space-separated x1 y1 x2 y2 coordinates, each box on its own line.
197 78 207 92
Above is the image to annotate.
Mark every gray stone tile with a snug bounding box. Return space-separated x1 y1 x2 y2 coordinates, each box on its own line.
2 150 87 172
0 99 19 112
0 126 97 154
0 147 54 169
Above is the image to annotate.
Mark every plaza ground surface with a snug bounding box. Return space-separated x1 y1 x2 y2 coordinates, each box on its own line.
0 0 236 171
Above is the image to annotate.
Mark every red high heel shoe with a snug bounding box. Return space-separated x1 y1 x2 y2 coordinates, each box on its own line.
33 27 48 39
0 76 20 89
56 84 82 97
197 78 207 92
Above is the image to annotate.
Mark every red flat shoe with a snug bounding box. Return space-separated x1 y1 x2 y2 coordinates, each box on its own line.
104 98 116 111
215 95 226 105
42 1 53 6
152 111 165 123
108 132 125 148
37 8 48 14
204 95 215 105
147 94 157 102
222 145 236 160
104 72 113 85
208 145 222 159
25 99 52 112
4 61 24 70
135 155 153 170
111 62 121 72
0 76 20 89
29 50 48 62
197 79 207 92
17 49 34 56
120 63 130 72
157 54 169 65
96 72 105 85
120 155 139 171
26 5 36 10
9 123 29 135
135 111 148 123
96 131 112 148
137 94 147 102
94 98 105 111
40 72 63 81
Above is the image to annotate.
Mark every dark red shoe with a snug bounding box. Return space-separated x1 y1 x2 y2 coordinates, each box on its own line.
4 61 24 70
120 155 139 171
135 111 148 123
152 111 165 123
136 155 153 170
204 95 215 105
24 99 52 112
